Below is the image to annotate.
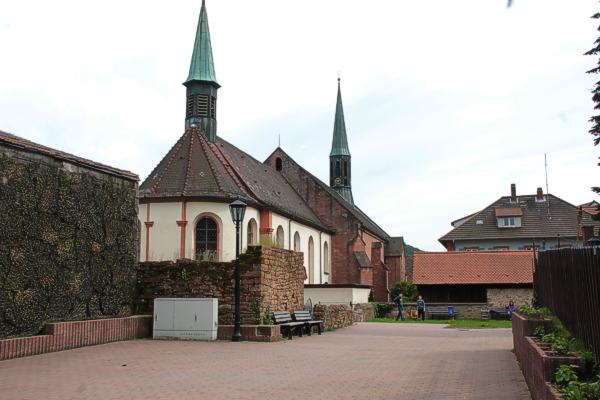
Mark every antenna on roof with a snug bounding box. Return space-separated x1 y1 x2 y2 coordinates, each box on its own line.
545 154 551 218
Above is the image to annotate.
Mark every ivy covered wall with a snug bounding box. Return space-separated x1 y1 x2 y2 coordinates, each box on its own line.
0 148 139 339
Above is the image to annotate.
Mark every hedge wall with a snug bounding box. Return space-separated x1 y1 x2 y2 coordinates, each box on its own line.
0 152 139 338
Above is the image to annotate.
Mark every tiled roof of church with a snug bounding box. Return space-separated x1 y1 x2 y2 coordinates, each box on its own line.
0 129 138 180
265 147 390 241
140 127 331 232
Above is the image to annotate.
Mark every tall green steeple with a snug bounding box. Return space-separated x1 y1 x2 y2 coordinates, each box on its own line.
184 0 220 142
329 77 354 204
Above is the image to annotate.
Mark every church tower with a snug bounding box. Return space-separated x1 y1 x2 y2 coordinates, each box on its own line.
329 77 354 204
184 0 220 142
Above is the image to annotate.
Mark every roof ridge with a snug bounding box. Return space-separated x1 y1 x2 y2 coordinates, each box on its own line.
270 147 389 240
209 139 257 200
182 129 196 196
196 130 225 193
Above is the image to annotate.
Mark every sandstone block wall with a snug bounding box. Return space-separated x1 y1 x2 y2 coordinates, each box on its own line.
137 246 304 325
487 287 533 308
353 303 375 322
313 304 354 330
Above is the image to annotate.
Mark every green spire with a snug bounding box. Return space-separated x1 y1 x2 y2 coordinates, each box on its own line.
185 0 218 86
330 77 351 157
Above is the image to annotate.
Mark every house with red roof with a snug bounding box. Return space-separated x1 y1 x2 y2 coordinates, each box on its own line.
412 250 534 307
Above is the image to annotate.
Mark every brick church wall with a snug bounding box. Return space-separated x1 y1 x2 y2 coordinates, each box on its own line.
136 246 305 324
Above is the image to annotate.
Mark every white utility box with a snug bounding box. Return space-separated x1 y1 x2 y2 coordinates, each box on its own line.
153 298 218 341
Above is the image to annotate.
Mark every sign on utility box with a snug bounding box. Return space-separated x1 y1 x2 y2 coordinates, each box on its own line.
153 298 218 341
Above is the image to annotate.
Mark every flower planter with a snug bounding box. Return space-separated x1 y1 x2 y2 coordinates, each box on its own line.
521 336 585 400
544 382 563 400
512 312 554 362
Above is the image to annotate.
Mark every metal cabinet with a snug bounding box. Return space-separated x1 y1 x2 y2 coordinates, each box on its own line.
153 298 218 341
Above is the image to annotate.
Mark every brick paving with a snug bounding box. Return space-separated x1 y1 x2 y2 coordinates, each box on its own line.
0 323 530 400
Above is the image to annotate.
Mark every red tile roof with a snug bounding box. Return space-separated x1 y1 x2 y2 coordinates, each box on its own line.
0 130 138 180
413 251 533 285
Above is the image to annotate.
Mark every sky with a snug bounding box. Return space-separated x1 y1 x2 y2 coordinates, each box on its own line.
1 0 599 251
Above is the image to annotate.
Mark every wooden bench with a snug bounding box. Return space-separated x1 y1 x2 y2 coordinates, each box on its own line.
292 310 323 336
272 311 305 340
426 306 458 319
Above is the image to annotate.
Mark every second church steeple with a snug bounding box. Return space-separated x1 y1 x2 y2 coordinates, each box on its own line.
184 0 220 142
329 77 354 204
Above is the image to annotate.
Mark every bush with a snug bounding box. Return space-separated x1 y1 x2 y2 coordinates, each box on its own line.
375 303 394 318
391 281 417 302
519 304 552 319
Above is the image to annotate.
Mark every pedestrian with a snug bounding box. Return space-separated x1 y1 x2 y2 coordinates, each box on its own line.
393 292 404 321
416 295 426 321
506 300 516 316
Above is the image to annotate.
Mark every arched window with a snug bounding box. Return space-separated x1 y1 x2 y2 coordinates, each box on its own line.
276 225 285 249
196 217 218 260
247 218 257 246
308 236 314 283
275 157 283 172
324 241 330 275
293 231 301 252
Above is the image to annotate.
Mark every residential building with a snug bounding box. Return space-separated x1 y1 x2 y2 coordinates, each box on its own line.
439 184 600 251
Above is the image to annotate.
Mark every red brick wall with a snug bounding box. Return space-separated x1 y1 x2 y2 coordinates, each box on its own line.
266 150 387 298
385 255 405 285
0 315 152 361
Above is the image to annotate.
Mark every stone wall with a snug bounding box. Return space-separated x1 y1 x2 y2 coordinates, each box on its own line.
353 303 375 322
487 287 533 308
313 304 354 330
136 246 304 325
388 303 487 319
0 143 139 339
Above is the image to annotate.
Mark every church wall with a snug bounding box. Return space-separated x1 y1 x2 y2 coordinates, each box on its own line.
139 201 329 284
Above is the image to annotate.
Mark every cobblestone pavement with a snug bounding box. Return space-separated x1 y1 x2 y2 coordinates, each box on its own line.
0 323 530 400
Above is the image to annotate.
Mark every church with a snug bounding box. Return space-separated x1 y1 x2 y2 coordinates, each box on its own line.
138 1 406 300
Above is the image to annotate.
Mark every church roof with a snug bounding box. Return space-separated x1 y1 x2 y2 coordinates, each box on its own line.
330 78 350 157
140 127 331 232
265 147 390 241
185 0 218 86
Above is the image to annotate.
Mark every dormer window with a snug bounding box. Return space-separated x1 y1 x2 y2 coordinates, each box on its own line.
498 216 521 228
495 207 523 228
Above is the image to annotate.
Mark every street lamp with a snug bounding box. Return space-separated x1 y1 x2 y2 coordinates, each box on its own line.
229 199 247 342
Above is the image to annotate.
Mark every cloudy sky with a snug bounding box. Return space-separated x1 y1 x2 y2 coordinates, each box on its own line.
1 0 598 250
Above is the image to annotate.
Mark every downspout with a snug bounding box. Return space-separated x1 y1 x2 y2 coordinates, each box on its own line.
319 232 322 284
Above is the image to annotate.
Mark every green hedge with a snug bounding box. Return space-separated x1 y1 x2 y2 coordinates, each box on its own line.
0 154 138 338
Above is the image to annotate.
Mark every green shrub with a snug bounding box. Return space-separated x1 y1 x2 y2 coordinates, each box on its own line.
391 281 417 301
519 305 552 319
375 303 394 318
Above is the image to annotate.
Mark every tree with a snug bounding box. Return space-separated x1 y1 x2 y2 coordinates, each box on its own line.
586 11 600 215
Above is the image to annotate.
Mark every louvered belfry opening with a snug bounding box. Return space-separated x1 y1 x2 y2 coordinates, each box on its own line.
184 83 218 142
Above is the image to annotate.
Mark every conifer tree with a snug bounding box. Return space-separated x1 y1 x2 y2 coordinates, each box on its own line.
585 11 600 197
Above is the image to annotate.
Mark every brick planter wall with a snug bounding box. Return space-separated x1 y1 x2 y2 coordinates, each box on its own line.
0 315 152 361
137 246 305 325
521 337 584 400
217 325 280 342
512 313 554 363
313 304 354 330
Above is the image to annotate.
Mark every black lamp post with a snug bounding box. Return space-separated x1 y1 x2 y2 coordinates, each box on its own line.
229 199 247 342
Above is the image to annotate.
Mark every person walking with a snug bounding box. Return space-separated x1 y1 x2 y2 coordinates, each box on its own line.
393 292 405 321
416 295 426 321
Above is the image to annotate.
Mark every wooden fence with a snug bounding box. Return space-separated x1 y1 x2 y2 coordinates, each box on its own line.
534 248 600 361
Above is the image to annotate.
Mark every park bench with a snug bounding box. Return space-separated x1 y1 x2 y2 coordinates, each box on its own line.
426 306 458 320
272 311 305 340
292 310 323 336
489 307 510 320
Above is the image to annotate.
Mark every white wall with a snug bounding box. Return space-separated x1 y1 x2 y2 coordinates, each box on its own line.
304 287 371 305
455 237 577 251
139 201 331 284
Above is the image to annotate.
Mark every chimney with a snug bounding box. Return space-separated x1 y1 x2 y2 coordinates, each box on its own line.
536 187 544 201
510 183 517 202
583 225 594 246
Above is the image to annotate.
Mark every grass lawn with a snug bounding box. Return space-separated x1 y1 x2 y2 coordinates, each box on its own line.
369 317 512 329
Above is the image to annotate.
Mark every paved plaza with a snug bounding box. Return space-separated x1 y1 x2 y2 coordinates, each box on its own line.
0 323 530 400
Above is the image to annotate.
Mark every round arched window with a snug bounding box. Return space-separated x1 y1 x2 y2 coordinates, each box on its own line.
196 217 218 259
